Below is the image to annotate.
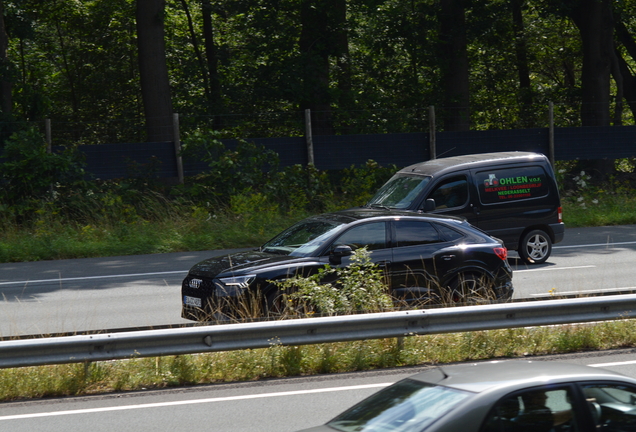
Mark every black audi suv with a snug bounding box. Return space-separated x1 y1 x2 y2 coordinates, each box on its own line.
181 208 513 321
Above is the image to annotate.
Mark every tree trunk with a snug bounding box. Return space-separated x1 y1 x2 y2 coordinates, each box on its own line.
178 0 209 97
439 0 470 131
511 0 533 127
615 51 636 121
567 0 616 179
334 0 351 106
614 19 636 121
568 0 614 127
0 0 11 118
299 0 333 135
201 0 223 118
136 0 173 142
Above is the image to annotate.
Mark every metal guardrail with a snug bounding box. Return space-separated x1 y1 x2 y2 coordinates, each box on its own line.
1 294 636 369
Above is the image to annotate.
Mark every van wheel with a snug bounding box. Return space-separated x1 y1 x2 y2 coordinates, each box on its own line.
519 229 551 264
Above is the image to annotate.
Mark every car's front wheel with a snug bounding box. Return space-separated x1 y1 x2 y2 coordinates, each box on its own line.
264 287 314 318
264 288 287 317
519 229 552 264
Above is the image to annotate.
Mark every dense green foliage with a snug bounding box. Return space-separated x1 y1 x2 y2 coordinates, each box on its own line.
1 0 636 143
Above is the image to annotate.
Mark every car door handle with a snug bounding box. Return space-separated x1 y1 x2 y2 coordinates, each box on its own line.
441 255 456 261
376 260 391 266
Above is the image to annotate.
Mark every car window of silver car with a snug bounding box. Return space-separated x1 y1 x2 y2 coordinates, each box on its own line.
481 387 578 432
581 383 636 430
327 379 471 432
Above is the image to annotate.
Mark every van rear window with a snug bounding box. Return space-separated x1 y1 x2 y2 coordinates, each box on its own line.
476 166 550 204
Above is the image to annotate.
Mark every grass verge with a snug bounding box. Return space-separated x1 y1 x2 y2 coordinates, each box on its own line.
562 193 636 228
1 192 636 263
2 319 636 402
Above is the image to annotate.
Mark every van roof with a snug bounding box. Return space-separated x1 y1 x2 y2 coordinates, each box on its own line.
398 151 548 176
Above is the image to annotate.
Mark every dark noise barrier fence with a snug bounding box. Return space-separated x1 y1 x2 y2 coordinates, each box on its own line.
58 125 636 181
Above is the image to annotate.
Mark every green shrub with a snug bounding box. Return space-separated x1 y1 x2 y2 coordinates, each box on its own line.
336 160 397 207
266 164 335 214
179 129 279 202
274 247 393 315
0 127 86 219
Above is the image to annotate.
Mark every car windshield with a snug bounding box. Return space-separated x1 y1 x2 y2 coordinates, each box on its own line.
327 379 471 432
261 219 342 257
367 174 431 209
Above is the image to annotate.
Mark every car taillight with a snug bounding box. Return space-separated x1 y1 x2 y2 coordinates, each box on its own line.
494 247 508 260
558 206 563 223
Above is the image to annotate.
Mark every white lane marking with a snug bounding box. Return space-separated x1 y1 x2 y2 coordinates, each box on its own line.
5 265 591 284
554 241 636 249
5 359 636 420
0 271 189 286
1 240 634 286
0 383 391 420
515 265 596 273
529 286 636 297
590 360 636 368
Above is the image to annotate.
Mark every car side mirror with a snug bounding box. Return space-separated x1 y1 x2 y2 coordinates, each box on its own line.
422 198 436 212
330 244 353 264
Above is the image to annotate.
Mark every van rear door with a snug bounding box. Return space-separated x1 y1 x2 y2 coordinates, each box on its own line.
470 165 555 246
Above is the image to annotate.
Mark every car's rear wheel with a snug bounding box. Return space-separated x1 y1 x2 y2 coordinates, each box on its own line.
519 229 552 264
449 274 496 304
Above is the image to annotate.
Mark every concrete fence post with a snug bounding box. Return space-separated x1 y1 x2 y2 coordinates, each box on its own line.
428 106 436 160
548 102 555 167
173 113 184 184
45 119 52 153
305 109 315 165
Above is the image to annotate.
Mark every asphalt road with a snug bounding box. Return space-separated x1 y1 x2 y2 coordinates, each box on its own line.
3 350 636 431
1 225 636 337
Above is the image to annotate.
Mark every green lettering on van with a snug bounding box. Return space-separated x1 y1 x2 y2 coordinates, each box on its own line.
499 176 528 186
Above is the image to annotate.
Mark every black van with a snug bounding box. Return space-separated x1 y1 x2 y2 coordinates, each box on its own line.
365 151 564 264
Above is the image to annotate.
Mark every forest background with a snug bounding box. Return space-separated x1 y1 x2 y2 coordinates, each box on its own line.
1 0 636 262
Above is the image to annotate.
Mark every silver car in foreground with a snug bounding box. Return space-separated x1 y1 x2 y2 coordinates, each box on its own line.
298 360 636 432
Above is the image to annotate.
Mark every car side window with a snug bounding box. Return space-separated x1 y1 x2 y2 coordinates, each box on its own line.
582 383 636 430
432 223 465 242
480 387 579 432
332 222 387 251
429 175 469 210
394 221 441 247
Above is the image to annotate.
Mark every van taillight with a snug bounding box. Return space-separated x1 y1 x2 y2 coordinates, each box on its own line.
558 206 563 223
494 247 508 260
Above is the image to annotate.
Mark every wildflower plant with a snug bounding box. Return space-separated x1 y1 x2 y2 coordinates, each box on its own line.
273 247 393 316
